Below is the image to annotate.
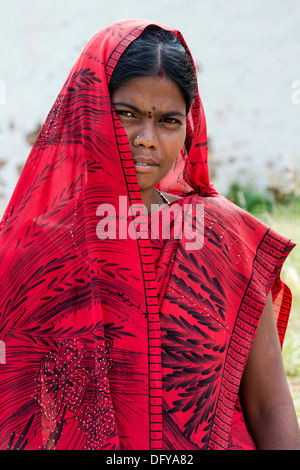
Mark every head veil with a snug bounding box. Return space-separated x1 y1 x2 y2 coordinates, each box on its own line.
0 19 216 450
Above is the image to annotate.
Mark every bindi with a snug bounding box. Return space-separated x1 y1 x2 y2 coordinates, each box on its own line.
148 107 156 119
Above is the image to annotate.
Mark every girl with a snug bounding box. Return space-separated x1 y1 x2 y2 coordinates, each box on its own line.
0 19 299 450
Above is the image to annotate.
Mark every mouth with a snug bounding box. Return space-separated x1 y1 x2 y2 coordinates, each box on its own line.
133 156 159 172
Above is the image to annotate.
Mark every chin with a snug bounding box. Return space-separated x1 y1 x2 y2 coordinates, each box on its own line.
135 177 158 194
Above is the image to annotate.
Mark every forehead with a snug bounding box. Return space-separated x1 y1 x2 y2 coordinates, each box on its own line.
111 74 186 112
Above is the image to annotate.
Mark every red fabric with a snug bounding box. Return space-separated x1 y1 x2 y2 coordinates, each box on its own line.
0 19 295 450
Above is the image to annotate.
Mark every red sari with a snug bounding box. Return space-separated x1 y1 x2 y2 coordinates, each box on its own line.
0 19 295 450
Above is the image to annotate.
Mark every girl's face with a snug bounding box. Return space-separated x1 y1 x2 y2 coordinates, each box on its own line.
111 74 186 202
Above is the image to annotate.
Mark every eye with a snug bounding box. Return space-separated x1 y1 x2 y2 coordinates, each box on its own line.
115 110 135 118
160 117 181 125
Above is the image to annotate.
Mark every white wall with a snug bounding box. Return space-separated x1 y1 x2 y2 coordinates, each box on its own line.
0 0 300 215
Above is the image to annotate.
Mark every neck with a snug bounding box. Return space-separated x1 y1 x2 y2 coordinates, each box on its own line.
140 188 164 213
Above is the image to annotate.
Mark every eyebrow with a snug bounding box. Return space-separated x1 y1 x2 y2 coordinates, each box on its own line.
112 101 186 118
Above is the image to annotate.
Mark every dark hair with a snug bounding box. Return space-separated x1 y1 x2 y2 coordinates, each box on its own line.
108 25 196 112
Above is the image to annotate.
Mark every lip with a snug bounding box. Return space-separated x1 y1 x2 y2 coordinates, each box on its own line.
133 156 159 166
133 155 160 172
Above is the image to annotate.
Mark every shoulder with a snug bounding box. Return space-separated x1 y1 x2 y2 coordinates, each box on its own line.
189 192 264 225
183 192 273 244
161 192 183 204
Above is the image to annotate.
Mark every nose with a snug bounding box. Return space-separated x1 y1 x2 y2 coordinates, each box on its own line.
133 122 158 149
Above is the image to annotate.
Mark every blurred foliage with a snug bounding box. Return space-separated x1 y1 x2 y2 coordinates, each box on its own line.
226 182 300 216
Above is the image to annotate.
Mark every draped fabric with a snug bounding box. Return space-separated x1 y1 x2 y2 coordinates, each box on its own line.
150 195 294 450
0 19 295 450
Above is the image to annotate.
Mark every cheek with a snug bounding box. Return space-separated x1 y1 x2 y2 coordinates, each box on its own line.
163 147 184 173
119 121 132 139
180 129 187 150
167 130 186 160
